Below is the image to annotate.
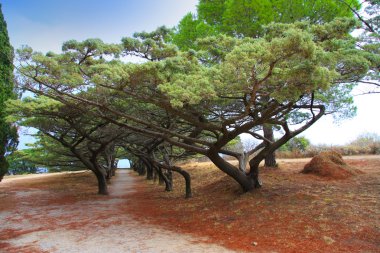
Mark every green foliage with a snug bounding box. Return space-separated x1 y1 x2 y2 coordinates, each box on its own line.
171 13 218 50
122 26 178 61
280 136 310 152
0 4 18 179
174 0 360 49
20 135 86 172
355 0 380 91
225 136 244 153
7 150 38 175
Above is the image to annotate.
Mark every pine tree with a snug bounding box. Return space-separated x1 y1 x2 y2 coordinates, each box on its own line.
0 3 18 181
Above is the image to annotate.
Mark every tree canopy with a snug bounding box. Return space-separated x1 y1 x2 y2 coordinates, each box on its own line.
173 0 360 49
172 0 363 167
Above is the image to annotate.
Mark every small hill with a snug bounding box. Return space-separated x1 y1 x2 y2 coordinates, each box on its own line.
302 151 360 179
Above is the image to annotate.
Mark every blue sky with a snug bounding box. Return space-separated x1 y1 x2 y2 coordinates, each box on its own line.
1 0 380 146
2 0 198 51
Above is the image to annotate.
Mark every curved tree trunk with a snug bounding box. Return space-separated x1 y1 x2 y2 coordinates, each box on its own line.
207 151 255 192
171 166 192 198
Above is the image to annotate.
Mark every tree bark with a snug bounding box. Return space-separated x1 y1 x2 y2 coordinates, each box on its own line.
105 166 112 181
238 152 249 173
207 151 255 192
156 166 172 191
263 124 277 167
248 157 263 189
164 169 173 191
93 169 109 195
171 166 192 198
137 160 146 176
146 162 154 180
140 157 153 180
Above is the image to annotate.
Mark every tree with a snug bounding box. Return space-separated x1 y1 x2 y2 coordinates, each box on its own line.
7 96 124 194
174 0 361 168
340 0 380 93
6 150 38 175
15 20 372 192
176 0 360 45
0 4 18 181
280 136 311 152
171 13 218 51
15 133 88 172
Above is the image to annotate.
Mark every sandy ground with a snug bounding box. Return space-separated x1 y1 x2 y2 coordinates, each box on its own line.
0 170 235 253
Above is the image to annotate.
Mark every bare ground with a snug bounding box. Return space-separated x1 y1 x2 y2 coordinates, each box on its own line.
0 156 379 253
0 170 235 253
124 155 380 253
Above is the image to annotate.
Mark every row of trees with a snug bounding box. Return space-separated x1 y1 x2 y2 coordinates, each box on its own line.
2 1 379 197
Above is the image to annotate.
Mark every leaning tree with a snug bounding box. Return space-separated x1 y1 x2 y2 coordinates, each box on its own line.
172 0 361 167
7 96 125 194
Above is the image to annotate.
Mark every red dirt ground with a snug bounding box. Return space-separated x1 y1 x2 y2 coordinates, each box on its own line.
124 156 380 253
0 156 379 252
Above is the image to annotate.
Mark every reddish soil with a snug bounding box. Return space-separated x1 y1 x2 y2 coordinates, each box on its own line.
0 156 379 252
124 156 380 253
0 171 234 252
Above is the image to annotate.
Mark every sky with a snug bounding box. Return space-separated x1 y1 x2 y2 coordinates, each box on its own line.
1 0 380 147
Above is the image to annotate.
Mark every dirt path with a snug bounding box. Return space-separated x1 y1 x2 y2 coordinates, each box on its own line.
0 170 235 253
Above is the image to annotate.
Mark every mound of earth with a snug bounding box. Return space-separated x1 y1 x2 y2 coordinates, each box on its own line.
302 151 359 179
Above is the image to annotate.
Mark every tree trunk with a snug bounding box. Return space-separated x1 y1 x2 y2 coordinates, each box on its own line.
93 169 109 195
248 157 263 189
207 151 255 192
158 169 165 185
165 169 173 188
238 152 249 173
105 167 112 181
157 167 172 191
171 166 192 198
140 157 153 180
146 162 153 180
111 157 117 176
137 160 146 176
263 124 277 167
153 168 158 182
